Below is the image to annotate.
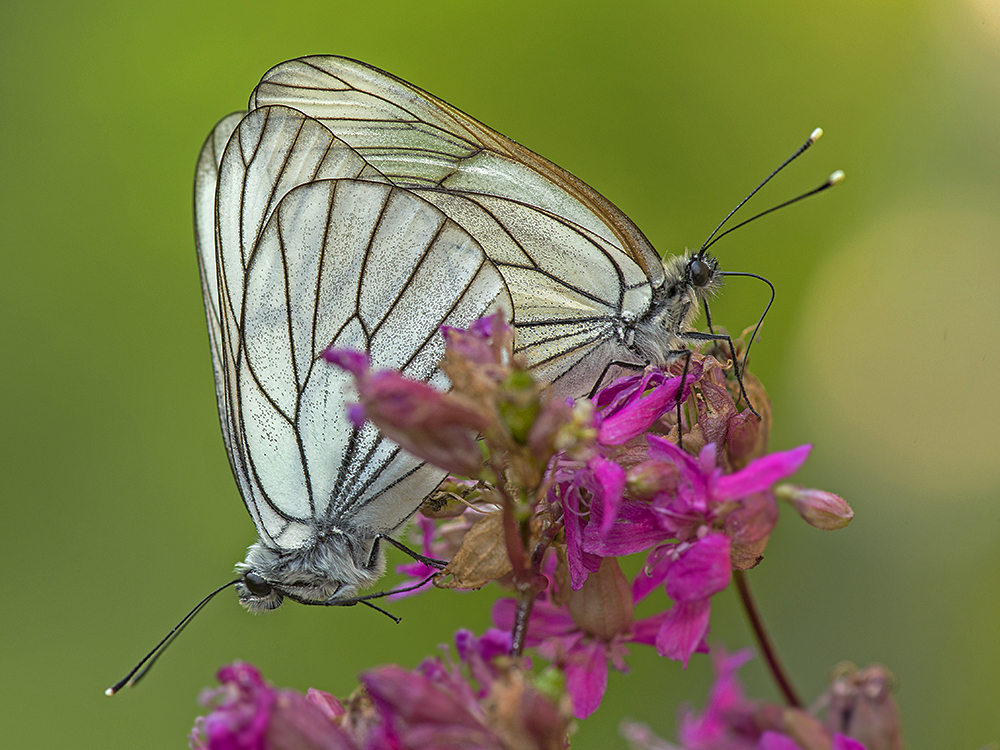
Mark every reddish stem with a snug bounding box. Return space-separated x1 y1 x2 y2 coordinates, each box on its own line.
733 569 802 708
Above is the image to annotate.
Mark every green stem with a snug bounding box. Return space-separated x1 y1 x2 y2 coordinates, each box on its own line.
733 569 802 708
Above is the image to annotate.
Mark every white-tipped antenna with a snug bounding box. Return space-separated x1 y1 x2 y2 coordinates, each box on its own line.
698 127 827 255
701 168 845 254
105 579 239 696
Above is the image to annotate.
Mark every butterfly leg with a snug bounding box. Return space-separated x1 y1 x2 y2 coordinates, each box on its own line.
377 533 449 570
586 359 646 399
679 330 760 419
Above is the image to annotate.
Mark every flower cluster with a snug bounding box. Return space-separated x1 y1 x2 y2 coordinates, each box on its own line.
324 315 852 717
621 649 903 750
191 314 882 749
190 631 571 750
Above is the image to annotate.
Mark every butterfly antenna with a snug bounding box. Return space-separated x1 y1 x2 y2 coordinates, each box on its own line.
703 170 845 254
721 271 776 379
105 579 240 696
699 128 825 256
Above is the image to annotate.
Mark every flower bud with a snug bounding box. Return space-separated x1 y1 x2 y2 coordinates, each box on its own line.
776 485 854 530
822 663 904 750
266 689 357 750
327 349 489 478
566 557 634 640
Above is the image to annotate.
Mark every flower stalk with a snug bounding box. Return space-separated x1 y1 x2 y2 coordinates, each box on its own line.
733 568 802 708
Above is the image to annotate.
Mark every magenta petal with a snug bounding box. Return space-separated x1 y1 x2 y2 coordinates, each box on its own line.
664 533 732 602
563 640 609 719
470 311 509 339
582 500 667 557
655 599 712 667
677 647 756 748
715 445 812 500
632 553 672 603
562 486 603 589
490 598 517 631
645 434 708 501
645 433 699 472
586 456 627 536
455 628 510 663
832 735 867 750
597 376 684 445
708 648 755 712
195 663 276 750
628 610 672 645
346 403 366 428
591 371 654 416
758 731 803 750
323 348 369 376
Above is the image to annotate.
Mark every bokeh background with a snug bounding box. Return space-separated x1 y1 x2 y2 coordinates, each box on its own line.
2 1 998 747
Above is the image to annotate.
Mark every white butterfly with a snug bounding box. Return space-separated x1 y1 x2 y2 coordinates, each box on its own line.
194 56 729 612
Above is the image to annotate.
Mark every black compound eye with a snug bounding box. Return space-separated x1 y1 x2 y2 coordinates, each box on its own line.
689 258 711 287
243 572 272 597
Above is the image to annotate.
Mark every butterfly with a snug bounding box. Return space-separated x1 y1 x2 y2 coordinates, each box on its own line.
193 56 771 613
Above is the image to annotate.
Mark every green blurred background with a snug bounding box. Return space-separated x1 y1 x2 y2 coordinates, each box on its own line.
2 0 997 747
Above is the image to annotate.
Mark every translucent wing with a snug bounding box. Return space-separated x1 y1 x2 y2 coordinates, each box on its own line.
195 105 510 548
248 56 664 395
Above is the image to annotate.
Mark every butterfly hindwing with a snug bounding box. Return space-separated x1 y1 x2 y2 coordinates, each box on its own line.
195 105 511 548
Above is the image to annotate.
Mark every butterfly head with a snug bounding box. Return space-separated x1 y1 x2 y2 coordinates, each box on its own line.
235 533 385 613
687 251 720 294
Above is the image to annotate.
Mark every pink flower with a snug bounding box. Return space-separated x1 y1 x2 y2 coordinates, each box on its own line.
192 643 569 750
633 533 730 666
493 558 669 719
190 662 356 750
618 440 809 666
190 662 276 750
360 630 566 749
573 438 809 667
553 366 695 589
622 649 873 750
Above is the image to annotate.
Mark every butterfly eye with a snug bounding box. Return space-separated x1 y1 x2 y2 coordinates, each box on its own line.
242 572 272 597
689 258 711 287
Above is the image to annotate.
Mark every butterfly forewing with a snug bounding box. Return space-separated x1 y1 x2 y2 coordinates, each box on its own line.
250 56 663 276
246 56 661 392
249 57 665 283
